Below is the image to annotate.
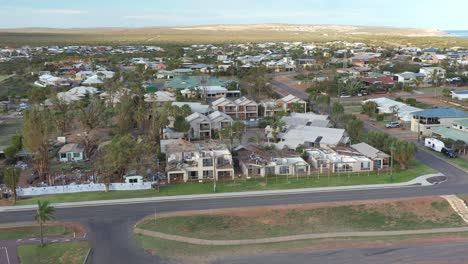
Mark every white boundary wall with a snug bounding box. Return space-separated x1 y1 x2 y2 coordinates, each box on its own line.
16 182 152 197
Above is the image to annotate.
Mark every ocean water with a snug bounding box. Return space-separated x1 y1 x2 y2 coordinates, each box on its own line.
445 30 468 38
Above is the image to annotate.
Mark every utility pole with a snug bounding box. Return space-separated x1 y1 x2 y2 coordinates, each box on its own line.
390 145 394 182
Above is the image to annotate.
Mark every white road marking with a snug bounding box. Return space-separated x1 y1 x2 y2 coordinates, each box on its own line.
1 247 11 264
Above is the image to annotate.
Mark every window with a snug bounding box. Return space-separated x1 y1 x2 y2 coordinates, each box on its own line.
73 152 81 158
296 165 307 173
203 158 213 167
203 170 213 178
361 162 371 170
265 166 275 175
129 178 138 183
279 166 289 175
189 171 198 180
60 153 66 158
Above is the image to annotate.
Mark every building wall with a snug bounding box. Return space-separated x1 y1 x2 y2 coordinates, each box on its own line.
411 117 468 135
16 182 152 197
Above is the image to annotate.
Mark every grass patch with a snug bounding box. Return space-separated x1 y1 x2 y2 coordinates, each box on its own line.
344 105 362 113
18 241 90 264
137 198 464 240
0 118 23 147
135 232 468 259
0 225 69 240
15 161 434 205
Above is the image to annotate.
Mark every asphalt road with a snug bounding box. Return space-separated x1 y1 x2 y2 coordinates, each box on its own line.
215 242 468 264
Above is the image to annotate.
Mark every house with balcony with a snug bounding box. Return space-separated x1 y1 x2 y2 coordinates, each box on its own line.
236 144 310 178
305 148 373 173
411 108 468 136
261 95 307 117
186 111 233 139
211 96 258 120
164 139 234 183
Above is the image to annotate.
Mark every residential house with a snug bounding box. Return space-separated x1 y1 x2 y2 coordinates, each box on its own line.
181 86 240 100
261 95 307 117
351 142 390 169
432 119 468 144
56 86 99 104
268 125 349 150
393 72 426 84
144 91 176 106
305 148 373 173
165 139 234 183
236 145 310 177
164 76 235 91
419 67 446 82
363 98 422 122
186 111 233 139
451 90 468 100
211 96 259 119
411 108 468 135
35 74 69 87
58 144 85 162
172 102 213 115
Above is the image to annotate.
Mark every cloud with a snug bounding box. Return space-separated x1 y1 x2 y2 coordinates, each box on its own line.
32 8 88 15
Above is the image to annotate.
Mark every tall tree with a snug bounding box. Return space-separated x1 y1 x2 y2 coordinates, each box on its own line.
115 94 135 136
35 200 55 246
77 96 105 133
233 121 246 145
393 140 417 170
330 102 345 122
4 167 20 203
173 116 190 133
361 101 378 117
22 108 55 181
101 135 151 178
346 119 364 140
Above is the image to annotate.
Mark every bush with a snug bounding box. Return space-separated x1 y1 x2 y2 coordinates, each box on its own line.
405 98 417 106
376 114 386 121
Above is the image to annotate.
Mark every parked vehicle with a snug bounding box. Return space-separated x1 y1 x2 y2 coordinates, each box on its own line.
425 138 458 158
425 138 445 152
340 93 351 98
441 147 458 158
385 121 400 128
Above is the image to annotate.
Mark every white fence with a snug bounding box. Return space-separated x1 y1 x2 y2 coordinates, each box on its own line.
16 182 152 197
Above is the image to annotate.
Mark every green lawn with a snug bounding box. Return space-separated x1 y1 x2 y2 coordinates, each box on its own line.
0 118 23 147
0 225 69 240
135 232 468 259
344 105 362 113
18 241 90 264
15 161 435 206
137 198 463 240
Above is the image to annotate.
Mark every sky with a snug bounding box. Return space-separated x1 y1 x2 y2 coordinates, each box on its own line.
0 0 467 30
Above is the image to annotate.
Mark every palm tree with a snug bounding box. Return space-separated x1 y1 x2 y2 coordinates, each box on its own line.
35 200 55 246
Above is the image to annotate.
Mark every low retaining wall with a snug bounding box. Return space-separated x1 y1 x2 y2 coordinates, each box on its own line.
16 182 152 196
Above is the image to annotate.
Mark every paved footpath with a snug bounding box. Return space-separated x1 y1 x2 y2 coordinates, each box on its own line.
134 226 468 246
0 235 86 264
441 195 468 223
1 173 442 213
